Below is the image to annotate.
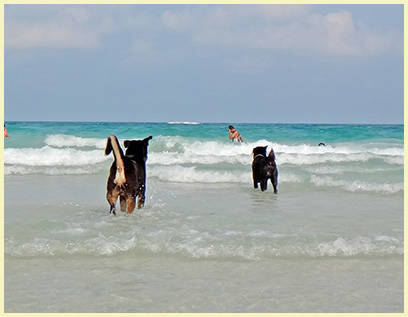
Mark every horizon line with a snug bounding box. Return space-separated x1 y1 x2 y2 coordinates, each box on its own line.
3 120 404 125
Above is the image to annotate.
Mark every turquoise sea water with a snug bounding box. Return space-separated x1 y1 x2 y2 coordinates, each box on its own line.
4 121 403 190
5 121 403 146
4 121 403 312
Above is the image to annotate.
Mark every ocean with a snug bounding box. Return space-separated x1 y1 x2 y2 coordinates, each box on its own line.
4 121 403 312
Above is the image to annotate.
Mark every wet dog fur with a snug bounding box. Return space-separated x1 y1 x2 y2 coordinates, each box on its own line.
105 135 152 215
252 146 278 193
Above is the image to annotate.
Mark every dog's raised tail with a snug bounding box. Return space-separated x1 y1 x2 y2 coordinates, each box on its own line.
105 135 126 186
105 135 123 157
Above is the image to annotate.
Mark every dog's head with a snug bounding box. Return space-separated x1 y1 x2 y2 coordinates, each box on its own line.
123 136 153 163
252 146 267 158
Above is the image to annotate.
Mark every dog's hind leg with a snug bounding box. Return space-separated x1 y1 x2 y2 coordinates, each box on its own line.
260 180 267 191
126 196 136 214
137 195 145 209
271 178 278 194
272 171 278 194
120 195 127 212
106 186 120 215
253 178 259 189
137 183 146 209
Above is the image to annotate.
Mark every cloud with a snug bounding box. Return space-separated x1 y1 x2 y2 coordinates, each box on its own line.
5 5 402 59
161 5 402 57
162 5 311 31
6 6 115 49
301 11 402 56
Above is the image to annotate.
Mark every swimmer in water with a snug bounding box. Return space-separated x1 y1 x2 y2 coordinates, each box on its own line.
228 125 243 142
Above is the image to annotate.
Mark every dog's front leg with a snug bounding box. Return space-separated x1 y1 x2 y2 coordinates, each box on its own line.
272 170 278 194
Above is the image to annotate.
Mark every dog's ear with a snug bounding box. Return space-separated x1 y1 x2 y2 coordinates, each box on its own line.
144 136 153 143
124 140 130 148
268 148 275 160
105 136 113 155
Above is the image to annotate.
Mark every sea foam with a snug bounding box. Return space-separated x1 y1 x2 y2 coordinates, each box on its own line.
5 146 108 166
4 134 402 194
42 134 404 157
6 234 402 259
7 134 403 167
45 134 106 149
310 175 403 194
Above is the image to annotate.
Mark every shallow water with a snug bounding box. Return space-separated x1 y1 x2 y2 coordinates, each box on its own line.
5 255 403 313
4 122 403 312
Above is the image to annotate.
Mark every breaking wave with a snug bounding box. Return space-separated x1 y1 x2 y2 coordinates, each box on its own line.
310 175 403 194
4 134 402 194
168 121 200 125
7 134 404 167
5 146 108 166
5 233 403 259
45 134 106 149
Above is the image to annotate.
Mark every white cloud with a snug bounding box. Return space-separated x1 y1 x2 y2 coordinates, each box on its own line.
161 6 402 57
6 6 115 49
8 23 98 49
5 5 402 58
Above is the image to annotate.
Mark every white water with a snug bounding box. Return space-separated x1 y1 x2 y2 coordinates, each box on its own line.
4 134 403 195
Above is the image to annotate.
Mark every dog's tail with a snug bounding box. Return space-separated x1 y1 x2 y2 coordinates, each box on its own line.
105 135 126 186
268 148 276 161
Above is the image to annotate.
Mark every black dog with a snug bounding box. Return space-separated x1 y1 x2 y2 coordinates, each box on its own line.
105 135 152 215
252 146 278 193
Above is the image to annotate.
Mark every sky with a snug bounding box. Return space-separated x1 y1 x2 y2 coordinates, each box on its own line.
4 4 404 124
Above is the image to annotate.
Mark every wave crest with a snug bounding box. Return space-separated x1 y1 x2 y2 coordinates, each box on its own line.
6 234 403 259
45 134 106 149
310 175 403 194
5 146 109 166
5 134 402 195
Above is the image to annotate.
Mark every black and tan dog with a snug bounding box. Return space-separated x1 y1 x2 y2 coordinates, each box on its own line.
252 146 278 193
105 135 152 215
